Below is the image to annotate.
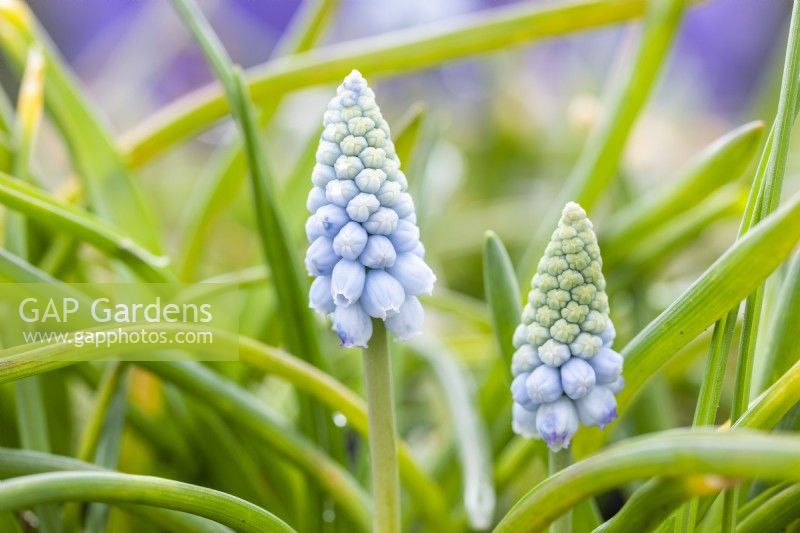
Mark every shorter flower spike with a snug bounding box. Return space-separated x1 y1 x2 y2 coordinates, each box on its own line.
306 70 435 347
510 202 623 451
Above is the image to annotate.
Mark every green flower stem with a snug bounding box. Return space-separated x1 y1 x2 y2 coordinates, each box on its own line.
549 449 573 533
241 336 450 531
363 322 401 533
0 471 294 533
493 431 800 533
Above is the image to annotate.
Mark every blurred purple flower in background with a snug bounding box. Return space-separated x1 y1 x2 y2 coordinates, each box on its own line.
673 0 788 115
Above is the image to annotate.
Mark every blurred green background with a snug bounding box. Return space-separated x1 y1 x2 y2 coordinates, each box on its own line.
2 0 800 529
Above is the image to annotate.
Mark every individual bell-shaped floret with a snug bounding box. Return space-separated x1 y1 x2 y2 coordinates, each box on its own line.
575 386 617 428
306 70 435 347
588 346 623 384
560 357 596 400
526 365 562 404
512 403 539 439
535 397 579 451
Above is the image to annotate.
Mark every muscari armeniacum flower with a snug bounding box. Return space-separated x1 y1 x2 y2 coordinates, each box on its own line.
306 70 435 348
510 202 623 451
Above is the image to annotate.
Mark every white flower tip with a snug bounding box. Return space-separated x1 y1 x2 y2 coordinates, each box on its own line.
562 201 584 215
333 293 353 307
421 275 437 296
343 69 367 89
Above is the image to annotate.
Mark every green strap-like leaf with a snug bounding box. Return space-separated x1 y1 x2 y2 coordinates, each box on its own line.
737 357 800 430
0 447 229 533
756 251 800 391
138 361 371 531
411 339 496 530
611 184 744 277
592 357 800 532
480 231 521 450
0 471 293 533
720 4 800 525
170 0 327 371
0 313 448 530
0 338 371 529
121 0 652 167
483 231 521 372
619 188 800 413
736 483 800 533
602 121 763 265
0 172 171 282
177 0 338 281
6 47 59 533
493 431 800 533
271 0 339 57
0 0 161 251
517 0 688 284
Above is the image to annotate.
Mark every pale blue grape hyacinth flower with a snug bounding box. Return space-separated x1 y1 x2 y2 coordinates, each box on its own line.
306 70 435 348
510 202 623 451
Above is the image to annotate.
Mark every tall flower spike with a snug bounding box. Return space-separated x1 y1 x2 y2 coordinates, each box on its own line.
306 70 435 348
510 202 623 451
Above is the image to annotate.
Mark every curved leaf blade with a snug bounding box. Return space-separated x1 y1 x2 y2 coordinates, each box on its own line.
483 231 521 371
619 188 800 412
121 0 651 166
602 120 763 259
0 172 171 282
494 431 800 533
0 471 293 533
0 0 161 251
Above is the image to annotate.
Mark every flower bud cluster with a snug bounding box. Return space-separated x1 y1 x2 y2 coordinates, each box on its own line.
511 202 623 450
305 70 435 348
